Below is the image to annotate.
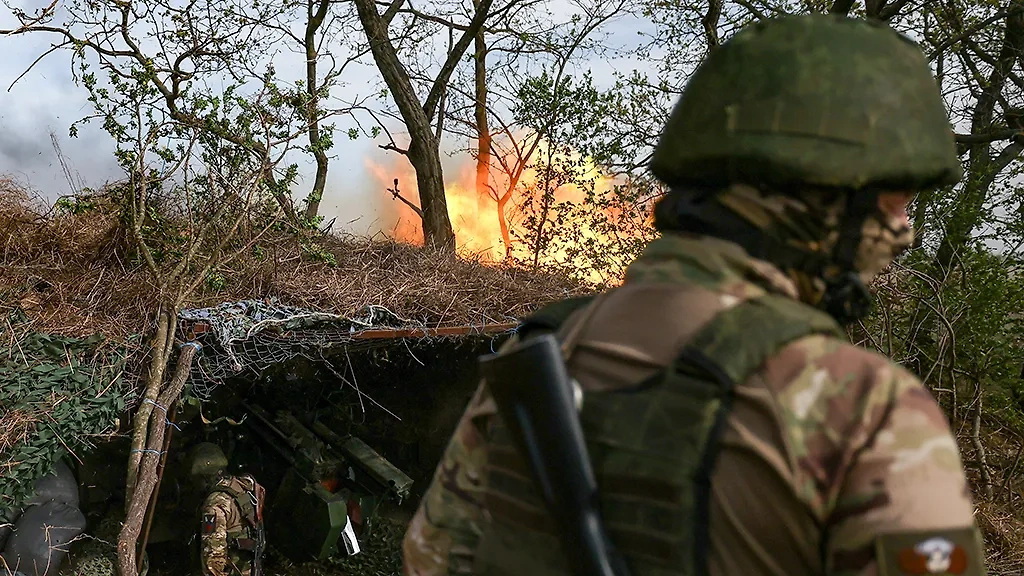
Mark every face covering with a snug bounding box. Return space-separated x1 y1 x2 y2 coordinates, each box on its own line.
714 184 914 322
853 197 914 283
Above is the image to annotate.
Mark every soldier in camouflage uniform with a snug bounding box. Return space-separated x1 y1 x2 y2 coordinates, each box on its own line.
187 443 266 576
403 13 986 576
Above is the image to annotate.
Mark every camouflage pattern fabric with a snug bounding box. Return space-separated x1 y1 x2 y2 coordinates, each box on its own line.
200 476 262 576
402 233 983 576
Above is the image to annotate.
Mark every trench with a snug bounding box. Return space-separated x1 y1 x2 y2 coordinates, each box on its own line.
67 333 508 575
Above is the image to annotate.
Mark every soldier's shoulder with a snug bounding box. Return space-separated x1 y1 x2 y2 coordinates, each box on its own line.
757 334 956 516
761 332 934 429
765 331 921 390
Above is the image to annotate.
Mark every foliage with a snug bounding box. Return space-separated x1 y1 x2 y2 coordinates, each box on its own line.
0 312 131 509
507 70 649 277
6 0 370 227
555 177 662 287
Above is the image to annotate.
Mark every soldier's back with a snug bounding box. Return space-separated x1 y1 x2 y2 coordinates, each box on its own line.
565 237 977 575
403 234 980 576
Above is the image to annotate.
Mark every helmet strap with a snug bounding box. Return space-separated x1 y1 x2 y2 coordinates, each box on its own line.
821 189 882 325
819 272 873 325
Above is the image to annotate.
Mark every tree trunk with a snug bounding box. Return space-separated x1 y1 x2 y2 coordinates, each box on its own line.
970 383 994 500
497 190 512 259
353 0 454 248
472 7 491 226
934 9 1023 273
352 0 493 250
407 131 456 250
496 140 541 259
117 343 198 576
906 9 1024 379
531 148 556 269
303 0 331 222
125 309 175 506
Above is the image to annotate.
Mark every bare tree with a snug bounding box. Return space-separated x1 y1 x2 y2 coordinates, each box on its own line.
108 117 288 576
435 0 628 255
241 0 373 221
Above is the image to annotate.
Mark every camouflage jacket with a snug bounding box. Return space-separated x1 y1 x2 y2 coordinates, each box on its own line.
402 233 984 576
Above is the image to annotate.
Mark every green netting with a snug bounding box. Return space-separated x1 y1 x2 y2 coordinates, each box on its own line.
0 311 134 509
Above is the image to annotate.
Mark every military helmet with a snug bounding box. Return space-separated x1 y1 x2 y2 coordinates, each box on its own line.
187 442 228 478
650 14 962 191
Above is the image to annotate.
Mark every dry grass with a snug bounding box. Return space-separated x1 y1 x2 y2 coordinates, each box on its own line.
958 415 1024 575
977 499 1024 574
0 409 38 469
0 177 590 343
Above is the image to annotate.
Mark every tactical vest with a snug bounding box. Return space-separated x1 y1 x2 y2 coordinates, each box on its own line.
473 289 844 576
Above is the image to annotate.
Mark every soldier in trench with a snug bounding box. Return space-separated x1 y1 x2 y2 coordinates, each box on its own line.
186 443 266 576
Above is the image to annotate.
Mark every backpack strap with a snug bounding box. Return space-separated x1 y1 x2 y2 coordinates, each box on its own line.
516 289 843 576
209 476 261 533
681 292 845 385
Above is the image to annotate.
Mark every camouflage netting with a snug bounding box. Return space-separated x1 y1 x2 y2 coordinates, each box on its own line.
178 298 518 399
0 311 134 510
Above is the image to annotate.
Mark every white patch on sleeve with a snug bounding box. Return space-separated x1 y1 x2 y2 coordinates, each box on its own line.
876 430 896 446
719 294 740 308
792 369 828 419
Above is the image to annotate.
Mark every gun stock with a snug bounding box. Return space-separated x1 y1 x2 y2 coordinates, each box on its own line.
478 333 631 576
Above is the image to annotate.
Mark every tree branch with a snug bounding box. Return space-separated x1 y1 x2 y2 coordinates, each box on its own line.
421 0 495 122
702 0 724 51
387 178 423 217
878 0 914 21
955 129 1023 144
927 6 1024 62
829 0 855 16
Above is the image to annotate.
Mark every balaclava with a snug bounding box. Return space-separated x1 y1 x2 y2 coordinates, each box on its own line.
653 183 914 324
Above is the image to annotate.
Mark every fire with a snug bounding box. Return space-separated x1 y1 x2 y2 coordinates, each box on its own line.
365 140 633 280
366 158 509 260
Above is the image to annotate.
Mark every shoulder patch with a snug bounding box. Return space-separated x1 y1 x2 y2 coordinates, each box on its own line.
202 514 216 535
875 527 985 575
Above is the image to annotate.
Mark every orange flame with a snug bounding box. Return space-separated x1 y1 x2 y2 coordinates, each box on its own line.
366 142 631 279
366 158 509 260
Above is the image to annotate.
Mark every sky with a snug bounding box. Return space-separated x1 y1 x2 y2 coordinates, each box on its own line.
0 24 393 233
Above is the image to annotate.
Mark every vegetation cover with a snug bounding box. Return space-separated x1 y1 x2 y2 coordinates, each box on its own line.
0 315 131 509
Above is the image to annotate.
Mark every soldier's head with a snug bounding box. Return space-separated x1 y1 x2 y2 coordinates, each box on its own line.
187 442 228 490
649 14 961 324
